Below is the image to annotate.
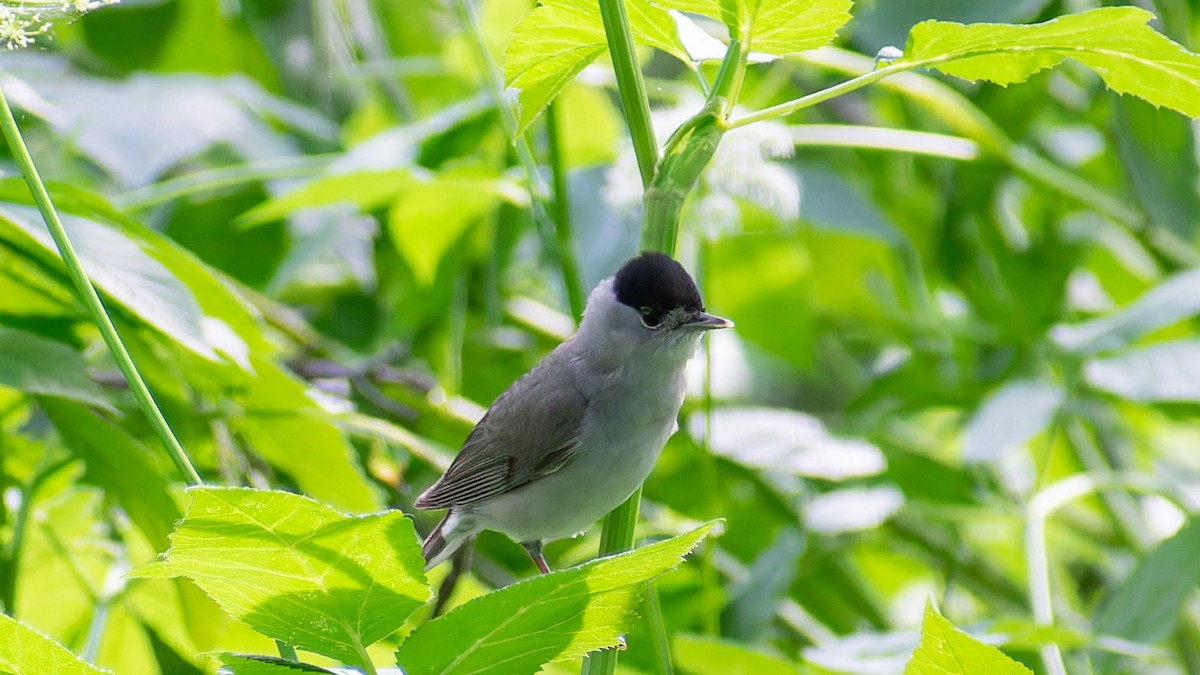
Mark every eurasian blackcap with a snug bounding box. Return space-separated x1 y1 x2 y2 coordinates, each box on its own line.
416 252 731 573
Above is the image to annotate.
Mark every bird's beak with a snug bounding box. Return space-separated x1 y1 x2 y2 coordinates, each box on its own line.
685 311 733 330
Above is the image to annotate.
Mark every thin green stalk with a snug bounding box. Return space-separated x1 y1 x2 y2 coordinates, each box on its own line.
274 641 298 662
598 0 659 188
728 62 905 129
1 457 72 616
545 101 586 318
454 0 584 321
0 80 202 487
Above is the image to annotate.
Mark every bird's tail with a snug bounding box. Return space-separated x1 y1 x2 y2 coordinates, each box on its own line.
423 511 478 570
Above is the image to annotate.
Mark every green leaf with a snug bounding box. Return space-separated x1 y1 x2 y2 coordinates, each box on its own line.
1052 269 1200 355
1084 340 1200 402
0 328 113 411
1093 518 1200 673
0 204 219 360
904 602 1032 675
674 633 799 675
655 0 852 56
239 170 413 226
41 399 181 552
217 654 339 674
388 174 524 283
398 522 718 675
897 7 1200 118
504 0 689 134
236 356 382 513
963 380 1063 463
133 487 430 670
0 612 105 675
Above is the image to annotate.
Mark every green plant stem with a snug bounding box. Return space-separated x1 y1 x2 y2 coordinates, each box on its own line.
545 101 586 318
116 154 336 211
1 457 72 616
598 0 659 188
587 1 673 673
0 79 203 487
728 62 905 129
454 0 584 322
274 641 298 662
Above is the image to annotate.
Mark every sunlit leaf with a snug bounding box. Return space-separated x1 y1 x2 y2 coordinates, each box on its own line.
0 613 105 675
397 522 717 675
240 170 413 226
674 633 799 675
0 204 219 360
690 407 886 480
656 0 852 56
504 0 689 134
0 328 113 411
963 380 1062 463
387 173 525 283
133 487 429 670
1053 269 1200 355
41 399 181 551
218 654 339 674
1093 518 1200 673
1085 340 1200 402
898 7 1200 117
236 356 382 512
806 487 904 535
903 602 1032 675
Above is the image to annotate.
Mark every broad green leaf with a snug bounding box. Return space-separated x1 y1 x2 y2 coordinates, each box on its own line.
1093 518 1200 673
674 633 799 675
655 0 852 56
388 174 524 283
1084 340 1200 402
721 527 804 641
504 0 689 134
398 522 717 675
963 380 1063 463
0 328 113 411
1052 269 1200 355
218 654 339 674
0 613 105 675
237 355 382 512
904 602 1032 675
239 170 413 226
41 400 181 551
133 487 430 669
0 204 219 360
897 7 1200 118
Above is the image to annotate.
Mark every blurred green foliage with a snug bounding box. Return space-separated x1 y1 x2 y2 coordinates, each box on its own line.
1 0 1200 673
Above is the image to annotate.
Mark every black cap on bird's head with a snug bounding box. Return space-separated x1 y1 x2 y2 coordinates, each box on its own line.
613 252 732 331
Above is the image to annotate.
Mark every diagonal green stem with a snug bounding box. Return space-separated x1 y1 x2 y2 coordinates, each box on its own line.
0 78 203 487
598 0 658 187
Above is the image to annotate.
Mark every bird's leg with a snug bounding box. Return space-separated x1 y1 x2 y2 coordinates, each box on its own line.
521 540 551 574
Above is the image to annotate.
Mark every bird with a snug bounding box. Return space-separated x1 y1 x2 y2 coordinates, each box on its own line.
415 251 731 573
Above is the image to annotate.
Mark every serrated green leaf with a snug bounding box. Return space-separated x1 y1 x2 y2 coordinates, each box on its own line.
655 0 852 56
904 602 1032 675
218 654 339 674
1093 518 1200 673
239 170 413 226
398 522 717 675
1052 269 1200 355
136 487 430 670
1084 340 1200 402
0 613 106 675
897 7 1200 118
0 328 113 411
504 0 689 134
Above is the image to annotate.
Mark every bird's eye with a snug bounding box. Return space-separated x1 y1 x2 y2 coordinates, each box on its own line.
640 306 654 316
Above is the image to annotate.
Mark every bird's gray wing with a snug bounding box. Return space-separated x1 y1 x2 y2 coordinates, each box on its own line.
414 351 587 509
